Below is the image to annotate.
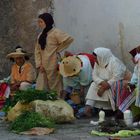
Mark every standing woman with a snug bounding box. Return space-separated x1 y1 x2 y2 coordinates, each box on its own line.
35 13 74 96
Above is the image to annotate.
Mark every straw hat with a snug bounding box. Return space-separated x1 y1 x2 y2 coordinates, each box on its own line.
6 47 32 59
59 56 82 77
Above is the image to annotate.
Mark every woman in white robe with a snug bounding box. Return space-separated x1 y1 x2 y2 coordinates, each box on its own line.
85 47 129 117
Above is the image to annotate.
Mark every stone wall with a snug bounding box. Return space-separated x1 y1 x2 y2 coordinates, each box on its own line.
54 0 140 71
0 0 54 79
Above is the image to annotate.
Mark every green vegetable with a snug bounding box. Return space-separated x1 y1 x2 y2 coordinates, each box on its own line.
91 130 110 136
12 89 57 106
2 98 13 113
91 129 140 138
9 111 55 133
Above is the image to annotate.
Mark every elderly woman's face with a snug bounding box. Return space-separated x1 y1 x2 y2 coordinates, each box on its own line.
14 57 25 66
38 18 46 29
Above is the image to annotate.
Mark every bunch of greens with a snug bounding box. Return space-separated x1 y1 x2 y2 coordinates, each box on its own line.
2 98 12 113
91 130 140 138
12 89 57 106
10 111 55 133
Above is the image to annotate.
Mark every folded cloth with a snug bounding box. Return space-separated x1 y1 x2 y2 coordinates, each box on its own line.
0 83 10 109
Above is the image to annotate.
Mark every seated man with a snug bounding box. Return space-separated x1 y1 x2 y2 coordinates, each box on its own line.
59 54 94 117
6 46 36 92
85 47 132 118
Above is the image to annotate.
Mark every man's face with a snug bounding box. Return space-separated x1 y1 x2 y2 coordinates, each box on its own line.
14 56 25 66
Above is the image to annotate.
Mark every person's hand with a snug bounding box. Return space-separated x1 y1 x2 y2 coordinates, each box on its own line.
99 81 110 90
127 83 136 92
97 87 106 97
10 83 20 91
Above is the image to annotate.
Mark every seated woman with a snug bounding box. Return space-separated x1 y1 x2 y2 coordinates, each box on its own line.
59 54 94 117
6 46 36 92
129 45 140 122
85 47 133 118
129 45 140 64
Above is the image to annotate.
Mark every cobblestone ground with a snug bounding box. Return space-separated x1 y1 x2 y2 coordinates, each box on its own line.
0 118 140 140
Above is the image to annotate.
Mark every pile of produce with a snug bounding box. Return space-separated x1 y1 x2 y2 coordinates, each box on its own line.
12 89 57 106
97 119 133 134
2 89 58 134
91 119 140 137
10 111 55 133
2 89 57 113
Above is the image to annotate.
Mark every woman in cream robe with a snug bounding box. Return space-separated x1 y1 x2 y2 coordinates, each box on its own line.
35 13 74 96
85 47 127 113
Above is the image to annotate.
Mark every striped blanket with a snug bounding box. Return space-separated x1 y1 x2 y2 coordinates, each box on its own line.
111 80 135 112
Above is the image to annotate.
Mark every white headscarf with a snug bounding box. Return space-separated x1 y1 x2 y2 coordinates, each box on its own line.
94 47 113 67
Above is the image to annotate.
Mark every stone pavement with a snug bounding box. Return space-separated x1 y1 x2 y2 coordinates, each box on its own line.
0 118 140 140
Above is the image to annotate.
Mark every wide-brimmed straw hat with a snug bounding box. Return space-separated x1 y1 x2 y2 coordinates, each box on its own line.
6 47 32 59
59 56 82 77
